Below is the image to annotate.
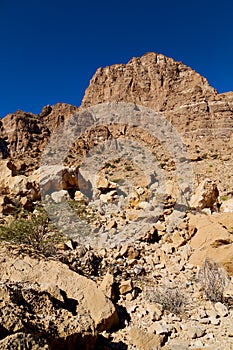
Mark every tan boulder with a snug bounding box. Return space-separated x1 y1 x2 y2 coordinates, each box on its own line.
189 179 219 210
220 198 233 213
95 175 116 190
189 213 233 275
0 254 119 332
119 279 133 294
51 190 69 203
99 273 116 300
74 190 86 201
0 282 97 350
100 190 117 203
129 327 164 350
34 165 81 195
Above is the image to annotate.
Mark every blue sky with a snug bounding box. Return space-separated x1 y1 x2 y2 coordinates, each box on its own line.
0 0 233 118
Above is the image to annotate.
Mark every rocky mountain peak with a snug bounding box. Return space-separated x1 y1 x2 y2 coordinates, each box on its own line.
81 52 217 111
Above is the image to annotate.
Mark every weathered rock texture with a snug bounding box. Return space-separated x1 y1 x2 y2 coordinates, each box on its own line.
0 52 232 198
0 103 79 173
0 52 233 349
82 52 233 195
0 245 119 349
189 212 233 275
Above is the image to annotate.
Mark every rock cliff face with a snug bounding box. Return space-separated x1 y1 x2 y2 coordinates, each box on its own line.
82 52 217 110
81 52 233 195
0 52 232 201
82 52 233 145
0 103 79 173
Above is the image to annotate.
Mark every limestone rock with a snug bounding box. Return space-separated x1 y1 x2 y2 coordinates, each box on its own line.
51 190 69 203
221 198 233 213
0 253 119 332
82 52 216 112
0 333 49 350
99 273 116 300
129 327 164 350
95 175 116 191
189 179 219 210
214 302 228 317
100 190 117 203
119 279 133 295
189 213 233 275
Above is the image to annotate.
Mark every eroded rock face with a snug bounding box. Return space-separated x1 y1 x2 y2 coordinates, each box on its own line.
0 51 233 350
0 103 79 174
0 52 232 199
82 52 217 111
81 52 233 195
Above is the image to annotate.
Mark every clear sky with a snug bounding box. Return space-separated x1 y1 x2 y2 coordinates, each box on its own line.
1 0 233 118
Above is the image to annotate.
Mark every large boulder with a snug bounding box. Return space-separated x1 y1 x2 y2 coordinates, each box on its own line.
189 179 219 210
188 212 233 275
220 198 233 213
0 248 119 349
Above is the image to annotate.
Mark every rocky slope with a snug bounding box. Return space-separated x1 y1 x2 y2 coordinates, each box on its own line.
0 52 232 349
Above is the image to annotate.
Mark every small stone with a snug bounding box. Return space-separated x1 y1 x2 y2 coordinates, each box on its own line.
100 190 117 203
154 221 166 232
99 273 115 300
214 302 228 317
51 190 69 203
207 333 215 339
209 316 221 325
148 322 169 335
64 240 75 250
125 293 133 301
205 306 218 319
119 244 129 257
198 309 207 318
189 339 204 348
106 220 117 230
146 303 163 321
187 325 205 339
119 279 133 295
74 190 86 201
199 317 210 324
128 305 138 313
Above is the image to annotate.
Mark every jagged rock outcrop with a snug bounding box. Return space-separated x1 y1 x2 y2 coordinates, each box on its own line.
82 52 217 110
189 179 219 210
81 52 233 195
0 51 232 218
0 103 79 174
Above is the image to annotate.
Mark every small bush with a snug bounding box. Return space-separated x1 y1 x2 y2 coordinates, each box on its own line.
220 196 228 201
146 284 187 314
198 258 229 302
104 162 116 169
0 207 64 256
125 165 133 171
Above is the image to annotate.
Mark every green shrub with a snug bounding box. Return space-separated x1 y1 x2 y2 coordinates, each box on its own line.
0 207 64 256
